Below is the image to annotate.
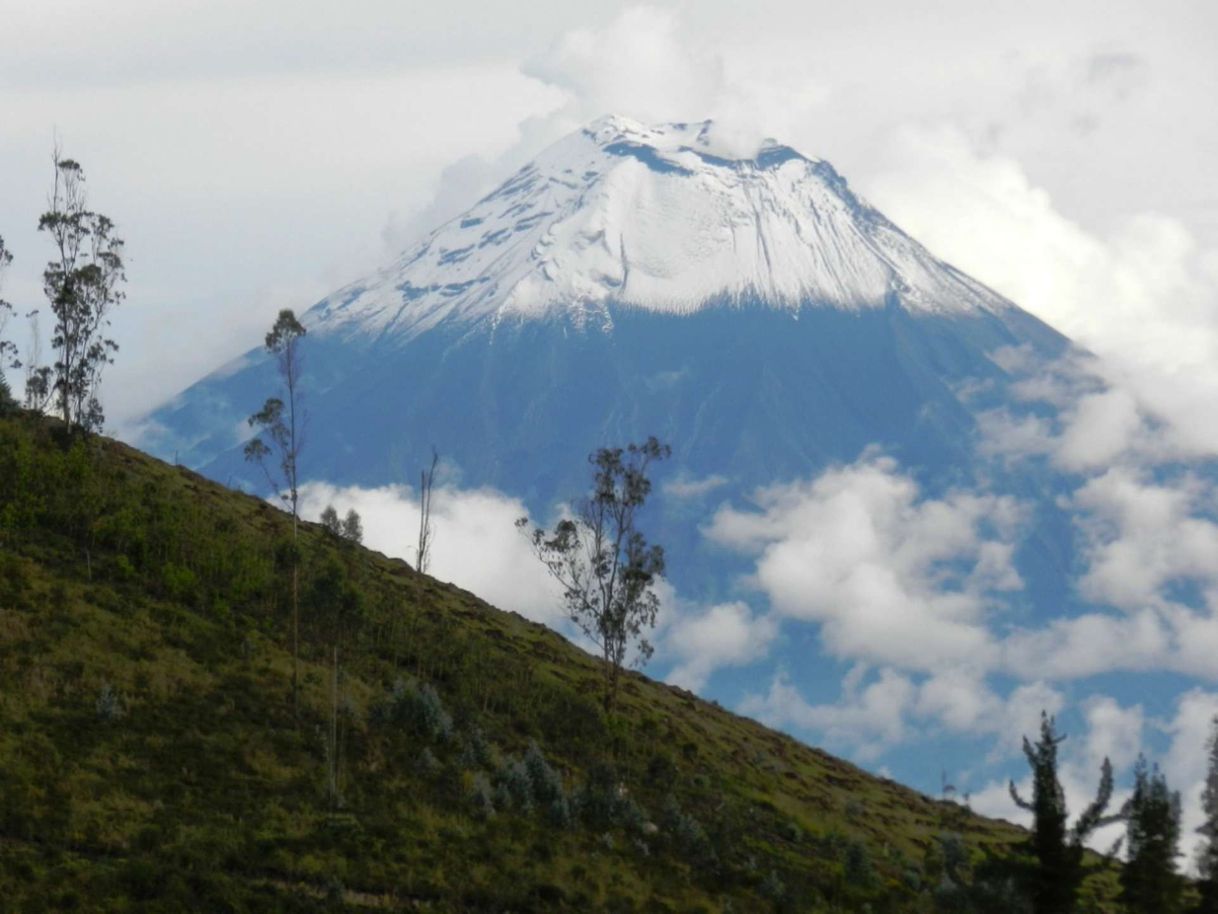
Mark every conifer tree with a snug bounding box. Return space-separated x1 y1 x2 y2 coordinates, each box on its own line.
1121 755 1182 914
1009 712 1121 914
1197 715 1218 914
245 308 307 713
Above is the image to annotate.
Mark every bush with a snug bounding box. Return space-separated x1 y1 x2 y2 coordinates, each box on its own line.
417 747 441 776
375 678 453 743
470 773 495 820
161 562 200 605
760 870 786 902
844 838 876 888
496 757 534 813
95 681 125 722
524 741 563 804
459 725 494 770
660 794 716 868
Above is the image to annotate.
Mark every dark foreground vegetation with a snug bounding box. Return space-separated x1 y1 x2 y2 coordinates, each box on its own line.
0 412 1136 912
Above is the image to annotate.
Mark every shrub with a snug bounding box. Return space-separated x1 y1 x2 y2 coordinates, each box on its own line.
417 747 441 776
496 757 534 813
470 773 495 820
547 793 573 829
760 869 786 902
660 794 716 868
844 838 876 888
161 562 199 605
95 681 124 722
376 678 453 743
937 832 969 883
524 741 563 804
459 725 494 770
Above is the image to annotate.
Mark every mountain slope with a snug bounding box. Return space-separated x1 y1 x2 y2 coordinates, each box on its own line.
0 414 1131 912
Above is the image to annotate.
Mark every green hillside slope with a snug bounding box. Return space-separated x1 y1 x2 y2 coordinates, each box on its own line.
0 415 1117 912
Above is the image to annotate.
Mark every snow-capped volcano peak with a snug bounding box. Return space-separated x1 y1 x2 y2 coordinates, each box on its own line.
310 116 1010 341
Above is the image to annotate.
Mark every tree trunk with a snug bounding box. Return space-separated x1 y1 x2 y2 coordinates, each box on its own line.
292 559 299 718
330 645 339 807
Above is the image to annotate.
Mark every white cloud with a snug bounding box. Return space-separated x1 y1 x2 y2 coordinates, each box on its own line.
1082 695 1145 773
742 664 1065 765
663 472 729 500
1054 389 1144 472
915 673 1064 756
1071 468 1218 612
1002 609 1172 680
662 600 777 691
522 7 723 132
705 454 1024 672
741 667 917 761
867 125 1218 459
296 480 565 626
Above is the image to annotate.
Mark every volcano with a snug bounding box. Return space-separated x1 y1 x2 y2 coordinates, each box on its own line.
138 115 1075 604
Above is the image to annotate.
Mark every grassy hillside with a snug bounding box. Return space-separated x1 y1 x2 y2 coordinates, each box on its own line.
0 414 1120 911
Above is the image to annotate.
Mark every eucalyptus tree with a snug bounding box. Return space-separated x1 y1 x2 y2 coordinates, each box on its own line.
37 150 126 432
0 234 14 411
518 437 670 712
245 308 307 712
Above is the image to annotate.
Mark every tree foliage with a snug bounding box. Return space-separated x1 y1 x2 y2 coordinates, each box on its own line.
1197 715 1218 914
518 437 670 712
243 308 307 521
321 505 363 546
1009 712 1120 914
37 150 126 432
1120 754 1182 914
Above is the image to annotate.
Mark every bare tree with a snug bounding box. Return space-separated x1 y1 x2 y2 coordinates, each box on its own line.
38 148 126 432
417 447 438 574
517 437 670 712
245 308 307 713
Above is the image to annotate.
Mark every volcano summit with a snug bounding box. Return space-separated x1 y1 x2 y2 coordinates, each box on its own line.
142 115 1067 518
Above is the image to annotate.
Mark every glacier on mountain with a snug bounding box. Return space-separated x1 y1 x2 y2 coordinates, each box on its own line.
309 115 1012 344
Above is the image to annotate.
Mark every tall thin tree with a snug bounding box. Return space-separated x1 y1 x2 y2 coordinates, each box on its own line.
0 234 14 410
245 308 307 713
38 148 126 432
417 447 438 574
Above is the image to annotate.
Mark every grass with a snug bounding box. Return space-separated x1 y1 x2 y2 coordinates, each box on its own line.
0 412 1125 911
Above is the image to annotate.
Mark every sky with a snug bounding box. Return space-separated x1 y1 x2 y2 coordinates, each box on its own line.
4 0 1218 861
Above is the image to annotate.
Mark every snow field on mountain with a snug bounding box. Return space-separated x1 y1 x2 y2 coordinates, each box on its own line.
309 115 1012 342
